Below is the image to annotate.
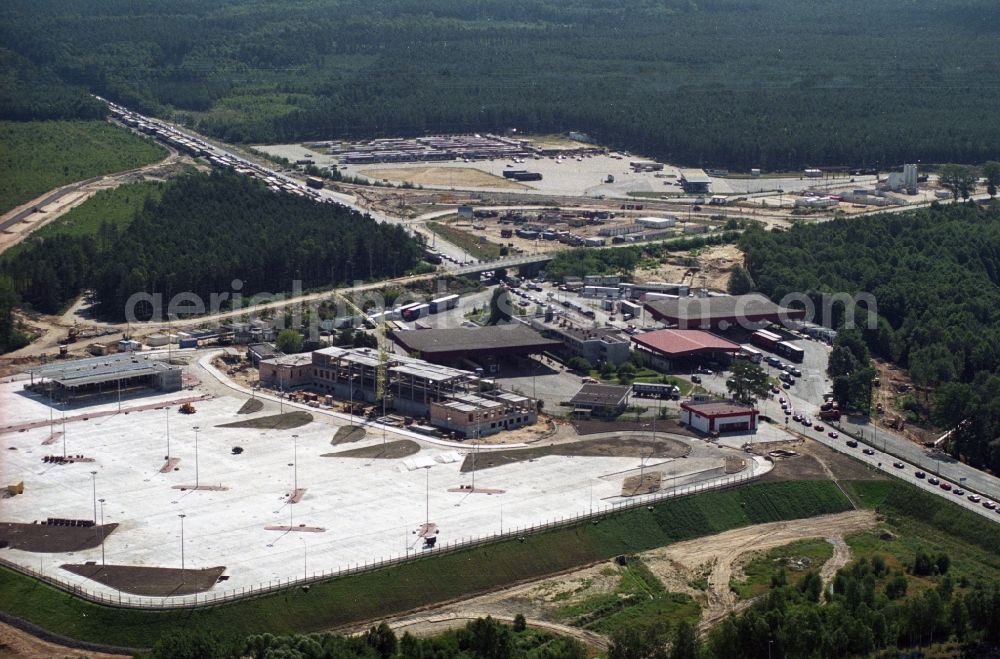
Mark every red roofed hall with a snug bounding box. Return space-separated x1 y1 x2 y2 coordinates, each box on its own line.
681 400 758 434
631 329 740 370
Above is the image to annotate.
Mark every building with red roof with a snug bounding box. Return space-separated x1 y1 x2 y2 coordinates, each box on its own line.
631 329 741 370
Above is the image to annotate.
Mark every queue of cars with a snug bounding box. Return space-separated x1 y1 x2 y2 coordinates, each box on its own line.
780 391 1000 516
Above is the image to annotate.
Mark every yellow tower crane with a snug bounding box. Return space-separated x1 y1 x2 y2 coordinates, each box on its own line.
329 288 391 408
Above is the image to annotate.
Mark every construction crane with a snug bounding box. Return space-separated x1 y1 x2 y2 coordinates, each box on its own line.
329 288 391 413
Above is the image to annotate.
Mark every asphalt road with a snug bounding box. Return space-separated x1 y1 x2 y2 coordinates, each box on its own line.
695 338 1000 521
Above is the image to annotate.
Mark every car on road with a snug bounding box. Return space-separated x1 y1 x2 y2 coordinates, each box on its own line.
814 424 825 432
791 367 802 377
893 462 905 469
846 440 858 448
863 448 875 455
916 472 926 479
802 418 812 427
940 482 952 491
828 431 839 439
782 382 791 389
928 476 939 484
984 501 996 510
953 489 965 496
969 494 982 503
690 375 702 384
778 397 786 405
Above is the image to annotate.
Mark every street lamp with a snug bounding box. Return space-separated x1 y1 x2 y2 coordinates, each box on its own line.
98 498 106 567
292 434 299 493
178 513 187 584
192 426 200 489
90 470 98 523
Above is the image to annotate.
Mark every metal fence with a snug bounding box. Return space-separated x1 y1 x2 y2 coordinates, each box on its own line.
0 468 762 610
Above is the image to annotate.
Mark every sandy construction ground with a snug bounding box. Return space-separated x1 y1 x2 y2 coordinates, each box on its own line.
361 166 528 190
633 243 744 291
350 509 875 643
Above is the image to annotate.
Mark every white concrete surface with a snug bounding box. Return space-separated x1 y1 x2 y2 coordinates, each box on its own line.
1 364 772 604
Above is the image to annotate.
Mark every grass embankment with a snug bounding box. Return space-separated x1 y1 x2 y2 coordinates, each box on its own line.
2 181 164 260
427 220 504 261
0 480 850 648
843 480 1000 583
0 121 166 215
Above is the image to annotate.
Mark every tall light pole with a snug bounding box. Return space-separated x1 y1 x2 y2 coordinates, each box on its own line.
192 426 200 489
292 434 299 493
90 470 97 523
178 513 186 584
165 403 171 460
98 498 106 567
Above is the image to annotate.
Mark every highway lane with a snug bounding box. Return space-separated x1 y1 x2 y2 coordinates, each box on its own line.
696 338 1000 519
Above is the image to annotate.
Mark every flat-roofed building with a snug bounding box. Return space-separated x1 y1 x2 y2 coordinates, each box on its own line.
643 293 806 330
392 324 560 367
679 169 712 193
569 383 631 417
24 353 182 403
430 391 537 438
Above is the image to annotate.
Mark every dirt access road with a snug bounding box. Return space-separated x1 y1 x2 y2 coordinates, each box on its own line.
644 510 876 631
0 145 185 255
344 510 875 645
0 622 129 659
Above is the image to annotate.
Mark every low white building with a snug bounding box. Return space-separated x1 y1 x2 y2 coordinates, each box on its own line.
680 400 758 434
635 216 677 229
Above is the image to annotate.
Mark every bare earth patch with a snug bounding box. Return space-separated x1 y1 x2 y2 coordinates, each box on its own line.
460 435 689 473
237 398 264 414
331 425 367 445
360 166 529 189
634 243 744 292
323 439 420 460
0 522 117 553
621 471 663 496
217 411 313 430
60 564 226 597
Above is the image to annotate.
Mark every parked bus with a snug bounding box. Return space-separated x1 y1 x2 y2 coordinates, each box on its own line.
775 341 805 363
738 345 763 363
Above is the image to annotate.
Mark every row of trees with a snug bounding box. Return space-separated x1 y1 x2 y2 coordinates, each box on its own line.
699 558 1000 659
740 202 1000 467
938 162 1000 200
149 617 587 659
0 172 424 324
5 0 1000 168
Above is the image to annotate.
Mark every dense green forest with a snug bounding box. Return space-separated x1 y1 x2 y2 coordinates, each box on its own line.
0 120 167 215
740 202 1000 471
0 172 423 323
3 0 1000 168
0 48 104 121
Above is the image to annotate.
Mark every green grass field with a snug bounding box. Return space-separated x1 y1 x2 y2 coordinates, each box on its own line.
556 558 701 637
0 121 166 215
2 181 164 261
0 480 851 648
730 538 834 599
